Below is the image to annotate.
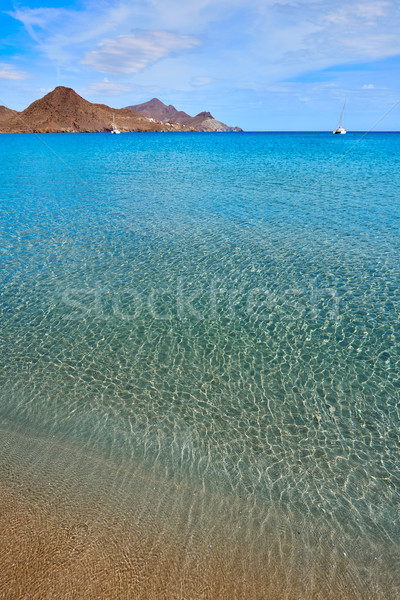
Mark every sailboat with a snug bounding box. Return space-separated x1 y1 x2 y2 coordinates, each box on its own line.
111 113 121 134
333 102 346 134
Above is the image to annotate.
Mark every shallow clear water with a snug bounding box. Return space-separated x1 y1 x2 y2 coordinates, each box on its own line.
0 132 399 597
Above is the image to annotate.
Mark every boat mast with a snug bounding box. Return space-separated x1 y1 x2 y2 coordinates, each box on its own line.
338 101 346 127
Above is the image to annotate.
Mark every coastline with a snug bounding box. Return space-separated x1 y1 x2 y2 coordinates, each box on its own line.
0 424 397 600
0 87 242 134
0 129 242 134
0 425 271 600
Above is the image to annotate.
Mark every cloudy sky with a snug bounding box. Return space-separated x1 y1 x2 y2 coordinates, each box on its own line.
1 0 399 130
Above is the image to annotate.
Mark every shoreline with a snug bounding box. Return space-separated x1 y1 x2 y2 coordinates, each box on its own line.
0 424 396 600
0 129 242 134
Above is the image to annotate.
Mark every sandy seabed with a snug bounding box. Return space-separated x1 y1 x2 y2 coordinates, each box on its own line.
0 426 397 600
0 476 287 600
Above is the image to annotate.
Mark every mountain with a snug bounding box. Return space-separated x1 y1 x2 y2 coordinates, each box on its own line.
0 87 242 133
0 106 18 124
0 87 188 133
126 98 242 132
125 98 192 124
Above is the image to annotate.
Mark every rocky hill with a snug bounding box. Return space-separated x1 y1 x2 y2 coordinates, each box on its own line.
0 87 188 133
0 87 242 133
125 98 191 125
126 98 241 131
0 106 18 124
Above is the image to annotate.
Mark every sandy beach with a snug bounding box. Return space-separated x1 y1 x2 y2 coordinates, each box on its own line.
1 424 397 600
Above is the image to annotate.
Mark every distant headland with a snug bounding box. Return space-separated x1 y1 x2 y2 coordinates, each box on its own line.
0 87 242 133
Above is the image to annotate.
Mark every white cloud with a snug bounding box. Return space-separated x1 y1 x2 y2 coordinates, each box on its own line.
0 63 30 80
6 0 400 89
86 79 132 95
353 1 391 21
8 7 63 44
310 2 399 62
324 2 391 26
362 84 375 89
81 31 200 74
8 4 139 65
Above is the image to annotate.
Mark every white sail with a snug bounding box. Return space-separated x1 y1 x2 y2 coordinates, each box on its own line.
333 102 347 134
111 112 121 134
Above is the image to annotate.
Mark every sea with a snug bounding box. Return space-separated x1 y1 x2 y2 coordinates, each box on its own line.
0 132 399 598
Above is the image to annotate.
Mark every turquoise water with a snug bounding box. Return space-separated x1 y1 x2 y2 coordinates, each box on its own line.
0 132 399 596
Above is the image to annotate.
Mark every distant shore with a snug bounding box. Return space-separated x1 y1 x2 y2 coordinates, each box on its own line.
0 86 242 134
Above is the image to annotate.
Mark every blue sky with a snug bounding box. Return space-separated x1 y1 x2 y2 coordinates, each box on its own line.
1 0 399 130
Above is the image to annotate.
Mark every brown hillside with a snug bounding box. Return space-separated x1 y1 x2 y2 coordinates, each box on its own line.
126 98 242 131
0 105 18 124
126 98 192 124
1 87 188 133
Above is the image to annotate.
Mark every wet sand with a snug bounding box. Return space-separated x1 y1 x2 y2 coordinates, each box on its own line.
0 425 397 600
0 474 276 600
1 481 248 600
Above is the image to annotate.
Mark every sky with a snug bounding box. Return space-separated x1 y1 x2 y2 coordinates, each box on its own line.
1 0 400 130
